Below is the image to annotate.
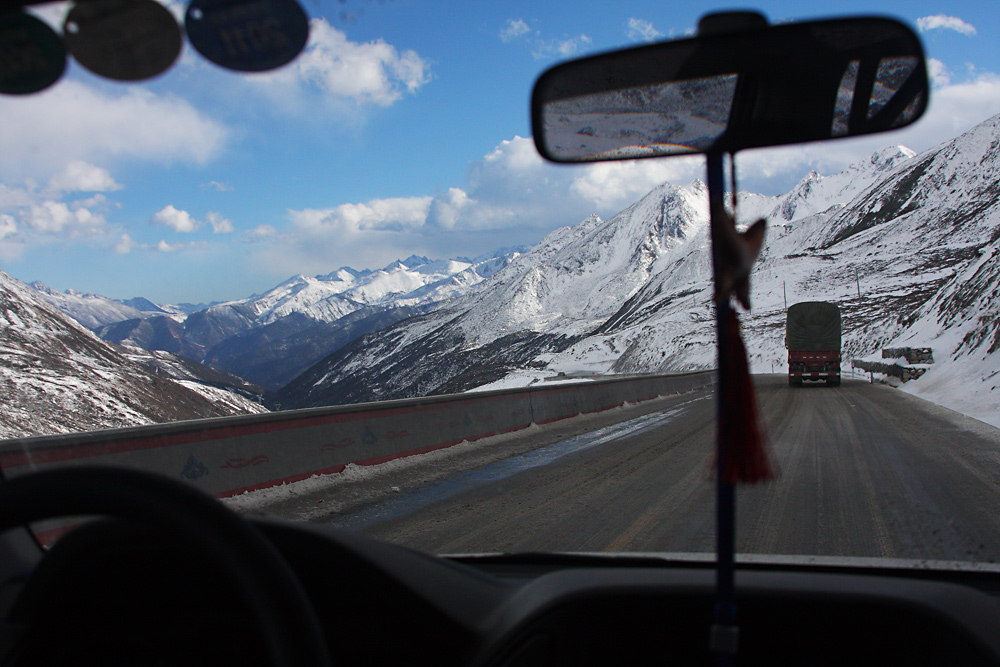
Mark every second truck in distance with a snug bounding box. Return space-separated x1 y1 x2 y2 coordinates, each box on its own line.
786 301 842 387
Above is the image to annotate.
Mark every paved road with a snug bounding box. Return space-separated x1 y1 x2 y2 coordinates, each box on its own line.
329 377 1000 562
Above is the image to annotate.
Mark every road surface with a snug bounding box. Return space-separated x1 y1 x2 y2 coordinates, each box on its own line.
311 376 1000 562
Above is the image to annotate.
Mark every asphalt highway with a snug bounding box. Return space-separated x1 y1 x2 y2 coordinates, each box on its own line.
325 376 1000 562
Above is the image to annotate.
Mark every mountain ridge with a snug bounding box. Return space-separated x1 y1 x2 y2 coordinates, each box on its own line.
34 249 526 390
274 114 1000 429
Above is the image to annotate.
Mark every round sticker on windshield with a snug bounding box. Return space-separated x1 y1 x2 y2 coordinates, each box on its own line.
63 0 182 81
0 12 67 95
185 0 309 72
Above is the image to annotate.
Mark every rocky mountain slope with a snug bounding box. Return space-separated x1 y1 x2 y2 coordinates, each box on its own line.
0 270 267 438
275 114 1000 428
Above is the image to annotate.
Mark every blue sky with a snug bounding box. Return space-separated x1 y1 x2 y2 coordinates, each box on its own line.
1 0 999 304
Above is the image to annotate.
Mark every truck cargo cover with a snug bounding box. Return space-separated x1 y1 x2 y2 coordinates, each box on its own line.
786 301 842 350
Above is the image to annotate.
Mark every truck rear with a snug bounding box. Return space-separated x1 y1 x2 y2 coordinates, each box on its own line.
786 301 842 386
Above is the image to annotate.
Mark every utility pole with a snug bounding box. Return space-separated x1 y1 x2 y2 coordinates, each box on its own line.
856 270 861 300
783 281 787 310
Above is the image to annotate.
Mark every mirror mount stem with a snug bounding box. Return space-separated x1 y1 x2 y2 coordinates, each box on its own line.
708 149 739 663
697 10 767 37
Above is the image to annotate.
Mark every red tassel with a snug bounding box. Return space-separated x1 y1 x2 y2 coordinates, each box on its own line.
718 309 775 484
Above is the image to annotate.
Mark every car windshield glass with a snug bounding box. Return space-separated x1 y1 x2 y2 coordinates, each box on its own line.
1 1 999 566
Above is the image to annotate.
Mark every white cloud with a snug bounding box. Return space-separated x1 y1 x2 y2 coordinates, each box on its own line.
427 187 474 229
47 161 122 195
290 196 433 237
20 200 108 237
0 184 35 209
242 225 277 243
256 18 431 106
258 134 707 274
917 15 977 36
626 18 662 43
113 233 194 254
569 159 703 208
0 214 17 240
0 81 227 181
284 135 701 244
500 19 531 43
206 211 235 233
0 214 24 261
155 240 186 252
500 20 593 61
151 205 200 233
114 233 138 254
532 35 592 60
202 181 234 192
903 71 1000 145
0 174 116 252
927 58 951 87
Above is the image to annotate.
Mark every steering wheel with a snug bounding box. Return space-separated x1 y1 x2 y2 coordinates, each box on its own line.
0 466 330 667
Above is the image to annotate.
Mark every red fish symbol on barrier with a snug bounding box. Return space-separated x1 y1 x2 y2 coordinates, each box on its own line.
221 455 269 469
322 438 354 451
385 430 409 439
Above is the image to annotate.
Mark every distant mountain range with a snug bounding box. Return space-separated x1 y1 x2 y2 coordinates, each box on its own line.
273 114 1000 429
29 249 525 390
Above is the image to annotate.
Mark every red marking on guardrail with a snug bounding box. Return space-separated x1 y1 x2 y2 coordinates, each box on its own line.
322 438 354 450
221 455 269 469
385 430 409 439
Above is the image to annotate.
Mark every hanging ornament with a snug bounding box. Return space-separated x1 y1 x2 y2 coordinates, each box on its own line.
63 0 182 81
184 0 309 73
0 12 66 94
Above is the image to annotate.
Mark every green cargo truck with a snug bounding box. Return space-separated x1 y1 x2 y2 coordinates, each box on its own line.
786 301 842 387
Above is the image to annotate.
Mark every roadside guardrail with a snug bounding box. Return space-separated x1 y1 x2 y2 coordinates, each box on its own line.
0 371 714 502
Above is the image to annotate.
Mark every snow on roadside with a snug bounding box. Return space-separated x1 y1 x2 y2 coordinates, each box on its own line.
220 423 545 514
898 352 1000 429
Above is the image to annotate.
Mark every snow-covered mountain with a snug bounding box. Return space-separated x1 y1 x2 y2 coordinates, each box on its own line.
28 281 192 329
45 249 524 390
275 114 1000 429
210 252 524 329
0 270 267 438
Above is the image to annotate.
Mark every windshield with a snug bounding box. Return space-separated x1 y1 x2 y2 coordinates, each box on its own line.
1 1 1000 566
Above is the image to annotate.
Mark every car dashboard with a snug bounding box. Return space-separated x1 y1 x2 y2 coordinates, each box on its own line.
3 516 999 667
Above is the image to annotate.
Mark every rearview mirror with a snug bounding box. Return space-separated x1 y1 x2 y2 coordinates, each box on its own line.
531 16 928 162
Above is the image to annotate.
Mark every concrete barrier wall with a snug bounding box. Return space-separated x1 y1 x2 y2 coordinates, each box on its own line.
0 371 714 500
853 359 927 382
